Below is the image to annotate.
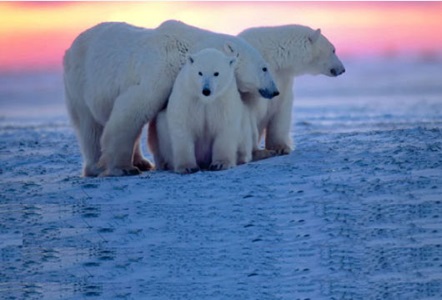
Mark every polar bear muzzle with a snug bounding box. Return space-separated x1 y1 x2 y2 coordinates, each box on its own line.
202 88 211 96
259 88 280 99
330 66 345 77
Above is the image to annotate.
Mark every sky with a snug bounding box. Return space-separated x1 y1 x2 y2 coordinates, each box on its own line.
1 1 442 71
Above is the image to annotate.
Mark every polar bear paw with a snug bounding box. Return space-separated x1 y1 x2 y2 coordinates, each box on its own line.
267 144 292 156
209 160 234 171
252 149 278 162
133 158 155 172
83 164 105 177
175 165 200 174
100 166 142 177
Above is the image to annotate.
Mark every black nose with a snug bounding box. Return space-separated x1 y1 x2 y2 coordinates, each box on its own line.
259 88 279 99
202 88 211 96
331 68 345 76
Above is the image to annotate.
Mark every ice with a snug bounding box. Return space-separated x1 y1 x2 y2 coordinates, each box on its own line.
1 57 441 299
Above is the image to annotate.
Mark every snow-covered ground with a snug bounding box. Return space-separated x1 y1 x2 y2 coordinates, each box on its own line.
1 57 441 299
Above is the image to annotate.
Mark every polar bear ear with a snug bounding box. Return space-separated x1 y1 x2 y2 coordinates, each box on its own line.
309 29 321 44
224 42 239 58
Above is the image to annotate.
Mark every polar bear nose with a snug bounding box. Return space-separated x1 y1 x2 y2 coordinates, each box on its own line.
259 88 279 99
330 67 345 77
202 88 211 96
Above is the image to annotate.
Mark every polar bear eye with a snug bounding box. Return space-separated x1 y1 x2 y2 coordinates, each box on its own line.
214 72 219 77
262 67 267 72
332 49 336 54
198 72 203 76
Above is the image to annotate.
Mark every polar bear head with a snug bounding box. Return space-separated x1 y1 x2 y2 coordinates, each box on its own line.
239 25 345 78
224 40 280 99
185 48 237 101
306 28 346 77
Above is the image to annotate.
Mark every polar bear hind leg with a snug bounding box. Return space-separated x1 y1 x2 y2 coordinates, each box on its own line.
132 131 154 171
74 107 105 177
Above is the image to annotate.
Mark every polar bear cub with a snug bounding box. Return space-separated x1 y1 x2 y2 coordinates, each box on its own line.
149 47 253 173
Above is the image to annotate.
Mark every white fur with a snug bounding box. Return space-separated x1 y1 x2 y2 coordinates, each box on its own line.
157 20 279 100
148 48 253 174
238 25 345 155
64 21 278 176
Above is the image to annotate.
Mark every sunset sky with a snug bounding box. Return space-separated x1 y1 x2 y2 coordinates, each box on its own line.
1 1 442 71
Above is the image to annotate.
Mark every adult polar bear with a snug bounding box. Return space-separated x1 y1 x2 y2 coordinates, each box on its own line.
64 21 279 176
149 48 254 174
238 25 345 156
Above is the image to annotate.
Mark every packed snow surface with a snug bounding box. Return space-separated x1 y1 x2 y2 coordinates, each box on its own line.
1 57 441 299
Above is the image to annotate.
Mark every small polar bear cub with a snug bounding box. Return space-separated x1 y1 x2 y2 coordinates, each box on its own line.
149 47 252 174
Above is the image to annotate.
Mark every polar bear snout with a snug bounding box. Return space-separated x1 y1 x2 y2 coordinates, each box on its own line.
330 67 345 77
259 88 280 99
202 88 211 96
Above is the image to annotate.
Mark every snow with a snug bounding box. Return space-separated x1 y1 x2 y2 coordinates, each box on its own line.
1 57 441 299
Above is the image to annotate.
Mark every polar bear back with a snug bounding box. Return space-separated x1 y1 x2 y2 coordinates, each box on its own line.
64 22 187 125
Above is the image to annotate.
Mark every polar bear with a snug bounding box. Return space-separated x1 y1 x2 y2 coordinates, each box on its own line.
148 48 254 174
157 20 279 100
238 25 345 156
149 110 255 171
63 21 279 176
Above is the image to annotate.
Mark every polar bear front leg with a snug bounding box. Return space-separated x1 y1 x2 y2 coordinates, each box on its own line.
100 124 142 177
171 133 199 174
265 120 292 155
237 144 252 165
265 91 294 155
237 120 253 165
99 85 159 177
210 131 237 171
